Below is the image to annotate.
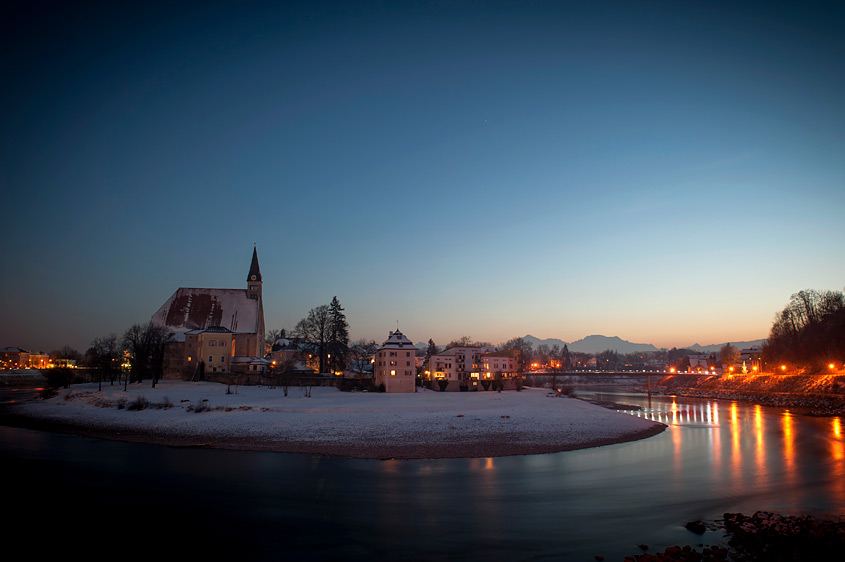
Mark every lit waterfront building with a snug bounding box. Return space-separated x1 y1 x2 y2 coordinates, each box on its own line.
374 330 416 393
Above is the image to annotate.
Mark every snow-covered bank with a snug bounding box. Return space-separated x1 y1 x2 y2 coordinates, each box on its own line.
3 382 665 459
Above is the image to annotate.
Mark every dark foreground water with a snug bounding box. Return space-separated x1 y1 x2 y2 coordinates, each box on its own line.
2 391 843 561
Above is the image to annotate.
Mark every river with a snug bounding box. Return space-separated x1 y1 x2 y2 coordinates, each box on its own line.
2 390 843 561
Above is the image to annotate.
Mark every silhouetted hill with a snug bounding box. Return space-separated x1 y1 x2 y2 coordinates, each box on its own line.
685 339 767 353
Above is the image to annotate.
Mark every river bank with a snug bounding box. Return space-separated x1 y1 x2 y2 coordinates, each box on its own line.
621 511 845 561
0 381 665 459
649 374 845 416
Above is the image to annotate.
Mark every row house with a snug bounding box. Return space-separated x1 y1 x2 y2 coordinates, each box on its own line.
428 346 523 391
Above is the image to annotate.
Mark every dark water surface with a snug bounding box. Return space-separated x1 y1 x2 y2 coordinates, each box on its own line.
3 391 843 561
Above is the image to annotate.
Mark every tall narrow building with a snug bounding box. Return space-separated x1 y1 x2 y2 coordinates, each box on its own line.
374 329 416 393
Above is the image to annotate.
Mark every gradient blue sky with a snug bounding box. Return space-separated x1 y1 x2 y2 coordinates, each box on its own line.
2 0 843 353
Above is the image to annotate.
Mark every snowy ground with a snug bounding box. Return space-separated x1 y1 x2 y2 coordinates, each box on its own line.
8 381 665 459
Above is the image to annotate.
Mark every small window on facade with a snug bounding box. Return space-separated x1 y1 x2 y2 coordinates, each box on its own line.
213 367 217 372
390 361 396 366
210 341 216 347
406 361 410 366
390 370 396 376
220 340 225 346
221 356 225 362
208 356 212 362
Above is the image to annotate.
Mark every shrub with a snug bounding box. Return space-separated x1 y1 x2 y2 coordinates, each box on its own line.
115 396 127 409
157 396 173 409
39 387 58 400
127 396 149 411
42 367 76 389
188 399 211 413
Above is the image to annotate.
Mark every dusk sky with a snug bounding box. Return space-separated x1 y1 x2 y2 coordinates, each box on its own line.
2 0 843 354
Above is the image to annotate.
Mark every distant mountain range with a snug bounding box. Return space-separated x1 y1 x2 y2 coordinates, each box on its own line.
524 334 659 354
684 339 766 353
520 335 766 354
417 334 766 354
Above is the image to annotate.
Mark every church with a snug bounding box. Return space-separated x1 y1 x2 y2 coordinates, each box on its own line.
151 247 267 379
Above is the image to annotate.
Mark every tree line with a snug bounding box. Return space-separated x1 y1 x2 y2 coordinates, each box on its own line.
763 288 845 372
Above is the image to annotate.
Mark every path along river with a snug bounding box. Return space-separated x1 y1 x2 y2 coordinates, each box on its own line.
2 390 843 561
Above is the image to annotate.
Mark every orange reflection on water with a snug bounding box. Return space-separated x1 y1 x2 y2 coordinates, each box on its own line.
754 404 766 473
710 402 721 471
782 411 796 482
671 399 678 425
830 417 844 503
730 402 741 479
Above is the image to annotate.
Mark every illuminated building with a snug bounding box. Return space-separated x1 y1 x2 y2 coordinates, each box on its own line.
374 330 416 393
151 247 266 379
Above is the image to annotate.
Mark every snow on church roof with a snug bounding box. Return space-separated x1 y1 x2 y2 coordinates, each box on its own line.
151 288 260 335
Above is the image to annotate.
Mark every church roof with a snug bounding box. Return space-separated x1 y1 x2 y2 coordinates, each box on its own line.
247 246 262 282
151 288 260 335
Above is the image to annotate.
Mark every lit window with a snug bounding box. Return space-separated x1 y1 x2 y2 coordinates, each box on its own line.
390 361 396 366
390 370 396 376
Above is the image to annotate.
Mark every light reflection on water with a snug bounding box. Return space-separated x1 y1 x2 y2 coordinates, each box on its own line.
3 392 845 561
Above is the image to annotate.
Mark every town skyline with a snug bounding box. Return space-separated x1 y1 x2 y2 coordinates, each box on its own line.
2 1 843 355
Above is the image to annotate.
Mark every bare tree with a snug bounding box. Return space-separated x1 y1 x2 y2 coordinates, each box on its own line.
718 344 740 370
292 305 331 374
89 334 121 391
349 338 378 379
122 322 170 389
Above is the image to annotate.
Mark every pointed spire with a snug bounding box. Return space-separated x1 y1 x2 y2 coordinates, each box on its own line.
247 245 262 282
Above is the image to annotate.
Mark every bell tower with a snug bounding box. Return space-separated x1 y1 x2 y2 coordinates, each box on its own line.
247 245 262 300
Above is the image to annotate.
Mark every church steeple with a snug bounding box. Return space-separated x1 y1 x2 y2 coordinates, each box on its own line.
247 245 262 300
247 245 262 282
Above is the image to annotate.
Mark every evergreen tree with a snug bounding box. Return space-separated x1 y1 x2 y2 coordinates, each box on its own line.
425 339 438 360
328 296 350 373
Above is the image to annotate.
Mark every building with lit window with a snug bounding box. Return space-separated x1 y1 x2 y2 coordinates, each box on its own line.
427 346 523 391
152 247 266 379
374 329 416 393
